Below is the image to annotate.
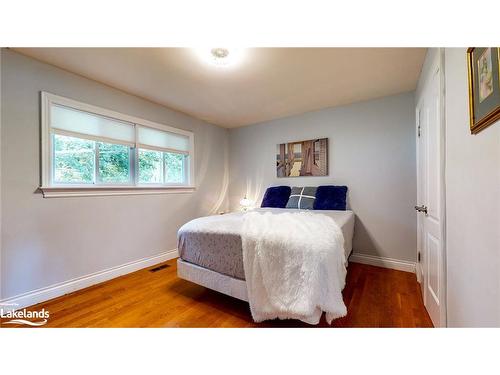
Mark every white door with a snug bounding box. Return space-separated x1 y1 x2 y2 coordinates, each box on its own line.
416 64 446 327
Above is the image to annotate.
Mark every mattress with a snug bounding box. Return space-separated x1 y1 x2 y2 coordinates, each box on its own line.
177 208 355 280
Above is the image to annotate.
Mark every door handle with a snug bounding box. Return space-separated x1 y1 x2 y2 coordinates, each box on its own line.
415 205 428 215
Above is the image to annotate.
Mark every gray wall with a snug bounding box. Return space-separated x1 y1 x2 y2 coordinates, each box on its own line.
228 92 417 262
0 49 229 299
444 48 500 327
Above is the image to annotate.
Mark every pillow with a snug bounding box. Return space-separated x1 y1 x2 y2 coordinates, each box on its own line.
286 186 317 209
313 185 348 210
261 186 292 208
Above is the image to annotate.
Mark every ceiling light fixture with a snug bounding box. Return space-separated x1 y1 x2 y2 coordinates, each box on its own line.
211 48 230 64
194 48 246 68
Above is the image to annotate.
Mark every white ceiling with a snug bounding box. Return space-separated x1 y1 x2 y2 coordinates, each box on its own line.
13 48 426 128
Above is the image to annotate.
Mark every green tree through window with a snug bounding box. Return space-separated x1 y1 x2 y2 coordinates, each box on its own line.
138 149 163 183
98 142 130 183
165 152 185 183
53 135 187 185
54 134 94 183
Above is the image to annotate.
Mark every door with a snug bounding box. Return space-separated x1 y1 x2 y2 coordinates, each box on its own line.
416 63 446 327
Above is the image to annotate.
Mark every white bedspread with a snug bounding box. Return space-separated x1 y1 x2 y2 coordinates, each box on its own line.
241 210 347 325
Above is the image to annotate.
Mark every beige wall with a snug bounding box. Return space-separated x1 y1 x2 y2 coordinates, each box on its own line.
444 48 500 327
0 49 229 299
228 92 417 262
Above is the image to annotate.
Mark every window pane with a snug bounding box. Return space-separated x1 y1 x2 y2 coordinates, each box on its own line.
165 152 186 183
138 149 163 183
54 134 95 183
98 142 131 183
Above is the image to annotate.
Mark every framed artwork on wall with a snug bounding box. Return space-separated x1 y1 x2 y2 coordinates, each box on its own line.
276 138 328 177
467 47 500 134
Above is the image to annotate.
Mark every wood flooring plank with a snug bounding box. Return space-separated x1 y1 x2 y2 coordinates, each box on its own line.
0 260 433 328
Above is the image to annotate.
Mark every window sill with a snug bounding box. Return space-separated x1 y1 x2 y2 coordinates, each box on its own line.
39 185 196 198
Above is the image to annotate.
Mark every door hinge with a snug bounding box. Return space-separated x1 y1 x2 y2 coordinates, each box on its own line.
417 125 421 138
418 252 421 262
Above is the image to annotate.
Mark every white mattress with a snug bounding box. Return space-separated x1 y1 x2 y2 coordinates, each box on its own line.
255 208 354 260
258 208 355 259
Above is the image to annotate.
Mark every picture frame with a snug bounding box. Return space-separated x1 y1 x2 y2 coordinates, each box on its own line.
467 47 500 134
276 138 328 177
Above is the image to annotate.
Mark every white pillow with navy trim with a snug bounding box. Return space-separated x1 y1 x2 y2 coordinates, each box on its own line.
285 186 318 209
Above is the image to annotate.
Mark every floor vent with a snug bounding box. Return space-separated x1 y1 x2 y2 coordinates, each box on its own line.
149 264 170 273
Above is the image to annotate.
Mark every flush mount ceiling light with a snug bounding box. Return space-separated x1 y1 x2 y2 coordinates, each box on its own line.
211 48 229 61
194 48 246 68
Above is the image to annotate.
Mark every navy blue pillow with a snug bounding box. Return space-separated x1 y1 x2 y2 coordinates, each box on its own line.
261 186 292 208
313 185 348 210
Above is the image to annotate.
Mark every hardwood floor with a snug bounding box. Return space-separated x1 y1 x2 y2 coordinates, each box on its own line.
1 259 433 328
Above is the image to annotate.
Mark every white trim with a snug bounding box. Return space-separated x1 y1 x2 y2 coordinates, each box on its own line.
188 132 195 187
415 103 423 284
438 47 448 328
349 253 416 273
41 91 51 189
39 185 195 198
0 249 179 312
40 91 195 191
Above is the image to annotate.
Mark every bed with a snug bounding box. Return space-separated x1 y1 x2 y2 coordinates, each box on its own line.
177 207 355 302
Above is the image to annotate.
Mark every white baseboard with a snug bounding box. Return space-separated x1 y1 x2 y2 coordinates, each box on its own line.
0 249 178 312
349 253 416 273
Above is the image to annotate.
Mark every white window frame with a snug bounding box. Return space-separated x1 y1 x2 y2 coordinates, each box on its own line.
40 92 195 198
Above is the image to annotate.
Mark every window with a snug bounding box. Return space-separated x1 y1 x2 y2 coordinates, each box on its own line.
41 92 194 197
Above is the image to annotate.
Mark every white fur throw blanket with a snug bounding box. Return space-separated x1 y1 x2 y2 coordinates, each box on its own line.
241 211 347 325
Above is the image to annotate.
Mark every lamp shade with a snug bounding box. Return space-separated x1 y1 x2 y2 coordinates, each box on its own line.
239 196 252 207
